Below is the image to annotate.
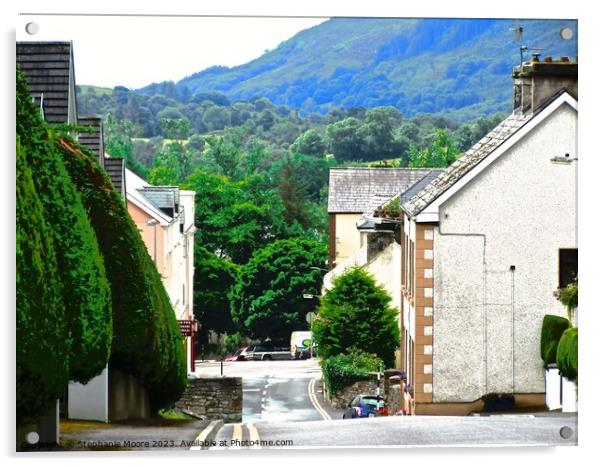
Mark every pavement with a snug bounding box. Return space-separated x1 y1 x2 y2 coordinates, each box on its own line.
58 418 213 451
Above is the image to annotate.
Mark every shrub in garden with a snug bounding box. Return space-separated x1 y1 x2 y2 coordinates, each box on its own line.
59 136 187 411
321 349 383 396
557 327 578 381
312 267 400 368
540 314 570 366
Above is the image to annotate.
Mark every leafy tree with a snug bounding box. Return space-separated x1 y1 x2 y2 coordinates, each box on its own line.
291 128 326 157
193 244 239 347
104 114 149 178
230 239 328 340
408 128 459 168
312 267 400 368
277 154 311 228
325 117 363 160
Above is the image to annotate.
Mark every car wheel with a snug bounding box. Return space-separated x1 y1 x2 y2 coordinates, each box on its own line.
263 355 272 361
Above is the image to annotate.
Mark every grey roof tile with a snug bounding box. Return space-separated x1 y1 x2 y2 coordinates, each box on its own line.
328 168 432 213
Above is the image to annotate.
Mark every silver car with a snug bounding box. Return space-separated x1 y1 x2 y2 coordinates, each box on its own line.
245 343 292 361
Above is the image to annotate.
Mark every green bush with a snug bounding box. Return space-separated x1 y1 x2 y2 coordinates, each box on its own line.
16 139 70 427
16 70 112 384
540 314 570 365
321 349 383 395
312 267 400 368
557 327 578 381
58 136 187 411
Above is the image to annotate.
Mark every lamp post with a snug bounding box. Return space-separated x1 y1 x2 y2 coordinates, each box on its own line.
147 218 158 264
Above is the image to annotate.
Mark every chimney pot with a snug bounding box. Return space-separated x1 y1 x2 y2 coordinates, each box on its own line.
531 53 541 62
561 56 570 63
544 56 553 63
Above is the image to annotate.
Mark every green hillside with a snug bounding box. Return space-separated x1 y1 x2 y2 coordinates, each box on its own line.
152 18 577 121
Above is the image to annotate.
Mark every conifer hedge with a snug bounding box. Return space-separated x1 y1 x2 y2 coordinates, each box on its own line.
58 137 187 410
17 70 112 384
557 327 578 381
540 314 570 366
16 140 69 426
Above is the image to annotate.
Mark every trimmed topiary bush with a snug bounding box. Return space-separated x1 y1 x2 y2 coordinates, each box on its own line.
16 139 70 427
312 266 400 368
557 327 578 381
58 137 187 410
321 350 383 395
17 69 112 384
540 314 570 366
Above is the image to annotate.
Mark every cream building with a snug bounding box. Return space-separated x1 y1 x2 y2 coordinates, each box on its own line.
125 169 197 373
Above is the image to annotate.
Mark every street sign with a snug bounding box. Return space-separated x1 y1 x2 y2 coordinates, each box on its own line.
178 320 197 337
305 311 316 324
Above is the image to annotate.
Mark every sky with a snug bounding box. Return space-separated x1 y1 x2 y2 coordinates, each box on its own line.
16 14 327 89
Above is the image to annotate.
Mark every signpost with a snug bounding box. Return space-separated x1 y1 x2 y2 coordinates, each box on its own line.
178 320 198 371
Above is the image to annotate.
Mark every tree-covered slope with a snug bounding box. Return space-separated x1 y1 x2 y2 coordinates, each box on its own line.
153 18 577 121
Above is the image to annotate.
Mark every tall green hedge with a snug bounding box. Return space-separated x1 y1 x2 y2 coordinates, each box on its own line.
16 140 70 426
540 314 570 366
557 327 578 381
17 69 112 384
58 137 187 410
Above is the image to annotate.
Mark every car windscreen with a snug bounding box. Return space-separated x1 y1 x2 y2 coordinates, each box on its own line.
361 398 381 408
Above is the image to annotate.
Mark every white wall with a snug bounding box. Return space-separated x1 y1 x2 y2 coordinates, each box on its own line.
432 104 577 402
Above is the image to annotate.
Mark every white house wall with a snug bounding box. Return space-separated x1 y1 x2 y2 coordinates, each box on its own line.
432 104 577 402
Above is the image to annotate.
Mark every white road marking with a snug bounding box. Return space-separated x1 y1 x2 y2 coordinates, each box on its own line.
190 420 221 451
308 377 331 421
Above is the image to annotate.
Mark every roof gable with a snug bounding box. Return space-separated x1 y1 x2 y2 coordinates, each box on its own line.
328 168 432 213
402 92 577 219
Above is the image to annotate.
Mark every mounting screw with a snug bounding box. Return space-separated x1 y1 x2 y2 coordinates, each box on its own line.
510 265 516 271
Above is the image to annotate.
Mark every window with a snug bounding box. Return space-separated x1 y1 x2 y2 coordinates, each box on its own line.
401 229 406 287
559 249 578 288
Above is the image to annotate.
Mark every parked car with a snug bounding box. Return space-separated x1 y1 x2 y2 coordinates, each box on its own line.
245 343 292 361
342 395 388 419
225 346 250 362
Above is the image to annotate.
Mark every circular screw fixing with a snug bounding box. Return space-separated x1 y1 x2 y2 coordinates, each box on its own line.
560 27 573 40
559 426 573 439
25 22 40 35
26 431 40 444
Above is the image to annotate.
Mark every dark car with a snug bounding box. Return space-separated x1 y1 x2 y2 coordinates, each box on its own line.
244 342 292 361
342 395 387 419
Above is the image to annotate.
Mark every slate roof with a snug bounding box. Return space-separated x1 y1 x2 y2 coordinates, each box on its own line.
104 157 126 199
78 116 105 166
402 111 533 217
328 168 432 213
16 41 75 124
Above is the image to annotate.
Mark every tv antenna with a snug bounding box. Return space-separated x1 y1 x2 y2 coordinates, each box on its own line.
510 22 546 64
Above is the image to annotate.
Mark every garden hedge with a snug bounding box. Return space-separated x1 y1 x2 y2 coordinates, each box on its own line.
17 68 114 425
58 137 187 410
540 314 570 366
16 139 70 427
557 327 578 381
321 350 382 395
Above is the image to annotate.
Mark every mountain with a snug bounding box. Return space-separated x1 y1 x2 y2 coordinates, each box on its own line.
140 18 577 122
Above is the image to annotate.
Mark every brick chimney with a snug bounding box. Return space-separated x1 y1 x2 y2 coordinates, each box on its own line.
512 55 577 113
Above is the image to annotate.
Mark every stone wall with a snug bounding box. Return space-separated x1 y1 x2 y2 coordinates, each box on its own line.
323 377 383 410
175 377 242 422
